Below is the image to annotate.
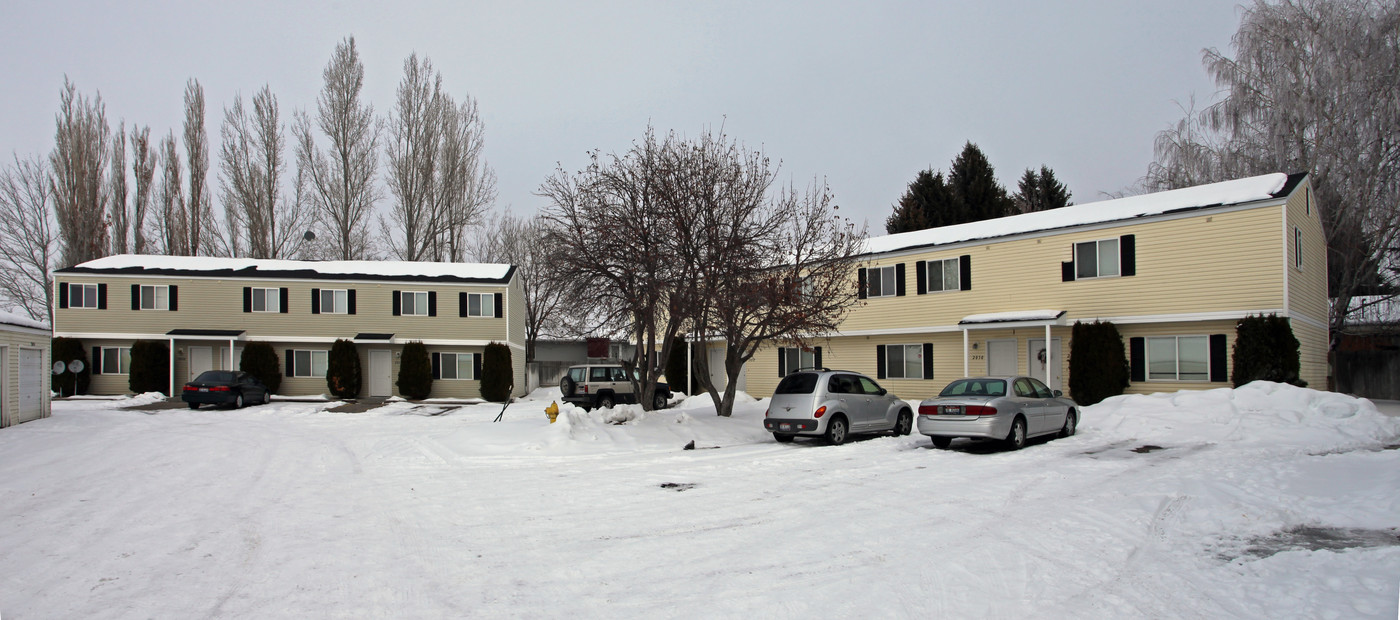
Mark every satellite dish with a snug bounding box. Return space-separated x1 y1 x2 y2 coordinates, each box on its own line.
52 361 66 375
303 230 316 241
68 360 85 374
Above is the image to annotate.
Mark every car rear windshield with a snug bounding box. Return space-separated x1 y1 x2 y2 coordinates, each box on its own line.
938 379 1006 397
194 371 235 383
774 373 819 394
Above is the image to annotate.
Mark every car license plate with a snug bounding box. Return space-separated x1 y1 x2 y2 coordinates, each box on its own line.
199 387 209 392
942 405 961 415
780 423 792 431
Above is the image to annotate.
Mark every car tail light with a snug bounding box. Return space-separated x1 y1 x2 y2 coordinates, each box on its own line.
183 384 195 392
964 405 997 415
581 385 589 394
764 408 769 417
813 406 826 418
918 405 938 416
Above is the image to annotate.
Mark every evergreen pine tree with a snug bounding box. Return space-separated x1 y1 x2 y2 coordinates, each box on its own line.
397 341 432 399
886 169 957 234
948 142 1013 223
1013 165 1073 213
325 339 361 398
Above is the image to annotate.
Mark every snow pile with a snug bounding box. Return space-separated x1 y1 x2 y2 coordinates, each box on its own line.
70 254 512 281
1085 381 1399 452
0 308 48 330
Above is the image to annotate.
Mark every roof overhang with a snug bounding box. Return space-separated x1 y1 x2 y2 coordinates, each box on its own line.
958 310 1067 330
166 329 247 339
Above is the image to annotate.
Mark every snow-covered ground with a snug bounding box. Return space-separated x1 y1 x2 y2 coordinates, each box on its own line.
1 383 1397 618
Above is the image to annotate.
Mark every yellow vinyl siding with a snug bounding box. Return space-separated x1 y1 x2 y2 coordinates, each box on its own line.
1293 321 1328 390
1285 180 1329 327
843 206 1286 333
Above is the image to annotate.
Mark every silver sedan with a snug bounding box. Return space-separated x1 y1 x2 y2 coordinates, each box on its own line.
916 376 1079 450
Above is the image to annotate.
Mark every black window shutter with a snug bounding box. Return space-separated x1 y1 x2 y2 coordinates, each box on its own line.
97 283 107 309
857 268 867 299
428 291 437 317
923 343 934 379
347 290 356 315
1209 334 1228 382
92 347 102 374
895 263 906 296
814 346 823 370
494 293 503 318
459 292 469 317
243 287 252 313
131 284 141 310
431 352 441 380
473 353 482 380
1061 261 1076 282
778 348 787 376
279 288 289 314
311 289 321 314
392 291 401 316
1120 234 1136 277
59 284 69 308
1129 337 1145 382
960 255 972 291
169 285 178 311
285 349 294 377
876 345 887 379
915 261 927 295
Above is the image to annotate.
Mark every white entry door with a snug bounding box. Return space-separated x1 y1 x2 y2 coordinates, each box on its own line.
1028 338 1062 389
368 350 392 397
188 346 213 382
19 347 42 423
987 340 1017 377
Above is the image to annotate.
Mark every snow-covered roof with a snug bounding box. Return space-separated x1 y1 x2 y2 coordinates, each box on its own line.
0 308 50 331
864 172 1295 256
1345 295 1400 326
960 310 1066 325
56 255 515 284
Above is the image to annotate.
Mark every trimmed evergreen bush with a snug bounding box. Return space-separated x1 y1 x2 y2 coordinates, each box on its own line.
239 342 282 394
128 340 170 395
325 339 362 398
1232 314 1306 387
1067 320 1129 406
665 335 688 394
480 342 513 402
398 341 432 400
51 337 89 396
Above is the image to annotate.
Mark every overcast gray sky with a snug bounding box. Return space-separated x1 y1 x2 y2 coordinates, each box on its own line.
0 1 1244 236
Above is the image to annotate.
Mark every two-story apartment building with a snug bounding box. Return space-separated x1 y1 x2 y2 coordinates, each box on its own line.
52 256 527 400
744 172 1328 400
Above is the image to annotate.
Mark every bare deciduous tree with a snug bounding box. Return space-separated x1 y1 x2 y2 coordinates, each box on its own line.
0 155 58 322
1146 0 1400 338
129 125 155 254
220 86 314 259
295 36 381 260
432 95 495 261
50 77 110 267
109 121 128 254
154 132 185 255
471 211 568 361
183 79 209 256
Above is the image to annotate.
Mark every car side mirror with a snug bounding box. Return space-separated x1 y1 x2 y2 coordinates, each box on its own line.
1053 389 1063 397
878 388 887 396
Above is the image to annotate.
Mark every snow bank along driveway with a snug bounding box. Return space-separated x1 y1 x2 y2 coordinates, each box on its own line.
1 383 1397 618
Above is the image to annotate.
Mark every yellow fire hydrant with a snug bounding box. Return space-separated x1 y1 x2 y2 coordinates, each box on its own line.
545 401 559 423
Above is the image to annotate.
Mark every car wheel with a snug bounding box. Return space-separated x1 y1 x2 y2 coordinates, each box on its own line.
234 393 244 409
1004 417 1027 451
930 436 952 449
598 395 615 410
188 402 199 410
560 376 576 397
1058 410 1078 438
894 409 913 436
773 433 795 443
825 416 848 446
652 392 667 410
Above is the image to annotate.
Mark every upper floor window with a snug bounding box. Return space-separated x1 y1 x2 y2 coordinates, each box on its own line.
402 291 428 316
1075 238 1120 279
252 287 280 312
322 289 349 314
68 283 100 309
466 293 492 318
1294 227 1303 270
139 285 169 310
925 258 960 293
867 265 898 298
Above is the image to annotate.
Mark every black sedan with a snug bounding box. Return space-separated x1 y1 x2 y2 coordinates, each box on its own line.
182 371 269 409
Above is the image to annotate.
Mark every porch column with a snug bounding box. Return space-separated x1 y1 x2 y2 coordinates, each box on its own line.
1045 323 1053 389
962 328 969 377
168 337 175 397
228 338 235 370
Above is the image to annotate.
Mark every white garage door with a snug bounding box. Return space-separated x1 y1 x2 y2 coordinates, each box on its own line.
19 347 43 423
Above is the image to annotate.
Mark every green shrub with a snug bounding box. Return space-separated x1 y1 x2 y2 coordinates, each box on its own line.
398 341 432 400
239 342 282 394
128 340 170 395
1067 320 1130 406
51 337 89 396
666 335 688 394
480 342 513 402
325 339 362 398
1232 314 1306 387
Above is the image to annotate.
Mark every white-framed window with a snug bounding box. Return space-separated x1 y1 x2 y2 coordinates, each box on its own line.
466 293 492 318
885 344 925 379
252 287 280 313
98 346 131 375
440 352 478 380
69 283 99 309
781 347 815 375
401 291 429 316
867 265 898 298
1294 227 1303 270
925 258 960 293
140 285 169 310
1147 336 1208 381
1075 238 1120 279
290 350 329 378
1305 188 1311 215
609 343 625 361
321 289 349 314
